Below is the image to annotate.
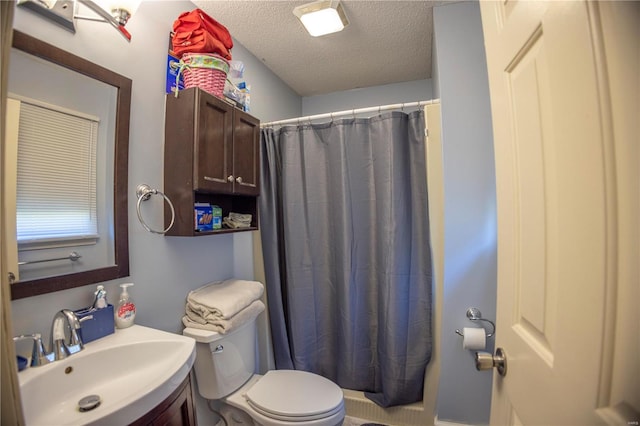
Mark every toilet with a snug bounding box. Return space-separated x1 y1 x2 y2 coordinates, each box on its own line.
183 318 345 426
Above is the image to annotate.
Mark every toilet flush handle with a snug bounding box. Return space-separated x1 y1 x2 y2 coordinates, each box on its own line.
213 344 224 354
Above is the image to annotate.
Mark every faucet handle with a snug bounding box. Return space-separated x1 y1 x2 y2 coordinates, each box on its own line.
71 314 93 347
65 309 88 353
13 333 53 367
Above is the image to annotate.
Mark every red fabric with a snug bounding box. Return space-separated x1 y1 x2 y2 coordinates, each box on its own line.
172 9 233 60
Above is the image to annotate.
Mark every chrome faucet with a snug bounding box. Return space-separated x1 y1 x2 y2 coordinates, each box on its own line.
13 333 54 367
13 309 92 369
50 309 90 361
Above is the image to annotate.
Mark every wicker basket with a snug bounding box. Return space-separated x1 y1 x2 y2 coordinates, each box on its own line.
180 53 230 97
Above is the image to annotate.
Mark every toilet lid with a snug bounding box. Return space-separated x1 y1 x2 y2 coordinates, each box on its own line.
245 370 343 421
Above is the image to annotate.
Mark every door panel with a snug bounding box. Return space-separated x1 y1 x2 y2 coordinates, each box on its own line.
194 94 233 193
507 31 554 358
232 110 260 196
481 1 639 424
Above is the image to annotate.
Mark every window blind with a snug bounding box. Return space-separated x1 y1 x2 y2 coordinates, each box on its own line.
16 101 99 243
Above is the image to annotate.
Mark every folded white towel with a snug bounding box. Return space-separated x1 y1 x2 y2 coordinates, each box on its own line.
223 217 251 229
182 300 265 334
186 279 264 320
229 212 252 224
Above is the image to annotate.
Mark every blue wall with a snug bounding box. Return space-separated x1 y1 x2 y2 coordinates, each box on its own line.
302 79 433 116
433 2 496 424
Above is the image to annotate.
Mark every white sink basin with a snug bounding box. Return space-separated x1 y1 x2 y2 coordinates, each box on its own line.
18 325 195 426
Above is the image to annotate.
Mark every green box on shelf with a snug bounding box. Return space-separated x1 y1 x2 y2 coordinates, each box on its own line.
212 205 222 230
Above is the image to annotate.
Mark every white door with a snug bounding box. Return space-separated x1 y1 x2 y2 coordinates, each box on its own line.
480 1 639 425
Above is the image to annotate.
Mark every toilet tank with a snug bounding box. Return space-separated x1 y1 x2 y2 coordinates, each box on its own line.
183 319 256 399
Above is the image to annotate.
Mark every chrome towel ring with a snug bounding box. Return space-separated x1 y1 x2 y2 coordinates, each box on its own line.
135 184 175 234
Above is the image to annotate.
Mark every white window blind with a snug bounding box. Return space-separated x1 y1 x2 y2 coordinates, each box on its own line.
16 101 99 243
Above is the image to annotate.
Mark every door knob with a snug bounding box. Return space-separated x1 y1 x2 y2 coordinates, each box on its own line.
236 176 243 184
227 175 234 182
475 347 507 376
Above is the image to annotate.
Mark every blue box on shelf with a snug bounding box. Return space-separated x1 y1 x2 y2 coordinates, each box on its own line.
166 32 184 95
75 304 115 344
194 203 214 231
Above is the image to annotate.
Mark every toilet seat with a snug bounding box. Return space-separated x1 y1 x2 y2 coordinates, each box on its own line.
244 370 344 422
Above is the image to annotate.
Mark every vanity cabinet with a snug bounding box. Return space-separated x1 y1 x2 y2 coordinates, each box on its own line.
130 373 196 426
164 87 260 236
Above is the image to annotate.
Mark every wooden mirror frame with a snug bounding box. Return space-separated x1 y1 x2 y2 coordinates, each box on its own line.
10 30 131 300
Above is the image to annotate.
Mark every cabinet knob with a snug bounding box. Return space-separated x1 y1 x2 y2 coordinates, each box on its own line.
227 175 234 182
236 176 243 184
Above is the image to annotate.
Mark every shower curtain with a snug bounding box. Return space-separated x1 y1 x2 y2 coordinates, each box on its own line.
259 110 432 408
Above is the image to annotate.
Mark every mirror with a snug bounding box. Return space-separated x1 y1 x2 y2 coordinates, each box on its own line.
7 30 131 300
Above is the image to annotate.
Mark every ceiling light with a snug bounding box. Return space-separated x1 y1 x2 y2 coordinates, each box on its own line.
17 0 140 41
293 0 349 37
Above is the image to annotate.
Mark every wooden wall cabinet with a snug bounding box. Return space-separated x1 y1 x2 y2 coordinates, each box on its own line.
164 88 260 236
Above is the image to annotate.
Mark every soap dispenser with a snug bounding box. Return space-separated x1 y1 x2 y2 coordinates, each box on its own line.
93 285 108 309
115 283 136 329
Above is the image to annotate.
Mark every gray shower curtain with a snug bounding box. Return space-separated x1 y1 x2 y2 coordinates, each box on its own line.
259 110 432 408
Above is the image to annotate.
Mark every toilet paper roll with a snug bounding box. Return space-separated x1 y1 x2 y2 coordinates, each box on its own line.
462 327 486 350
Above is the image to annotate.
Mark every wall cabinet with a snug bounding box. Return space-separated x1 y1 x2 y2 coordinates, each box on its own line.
164 87 260 236
129 373 197 426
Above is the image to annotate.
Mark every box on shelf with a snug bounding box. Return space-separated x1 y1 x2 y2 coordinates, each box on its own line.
212 205 222 230
195 203 213 231
166 32 184 95
75 304 115 343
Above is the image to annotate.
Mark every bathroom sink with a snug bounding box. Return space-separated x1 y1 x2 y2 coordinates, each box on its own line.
18 325 196 426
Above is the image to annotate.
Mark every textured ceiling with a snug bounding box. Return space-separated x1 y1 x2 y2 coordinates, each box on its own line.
192 0 441 96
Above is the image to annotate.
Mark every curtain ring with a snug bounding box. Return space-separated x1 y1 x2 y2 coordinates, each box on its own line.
135 184 175 234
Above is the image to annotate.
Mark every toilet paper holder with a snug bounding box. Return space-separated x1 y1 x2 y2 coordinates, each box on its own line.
455 307 495 338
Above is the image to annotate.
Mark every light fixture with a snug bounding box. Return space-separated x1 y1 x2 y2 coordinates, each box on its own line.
293 0 349 37
17 0 141 42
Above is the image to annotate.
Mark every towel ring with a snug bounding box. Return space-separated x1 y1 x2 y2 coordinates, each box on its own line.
135 184 175 234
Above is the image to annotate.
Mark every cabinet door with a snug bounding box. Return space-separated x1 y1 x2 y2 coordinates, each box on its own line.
232 110 260 196
194 92 234 193
130 374 197 426
150 382 196 426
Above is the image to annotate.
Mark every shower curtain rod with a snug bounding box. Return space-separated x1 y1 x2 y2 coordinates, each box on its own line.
260 99 440 128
